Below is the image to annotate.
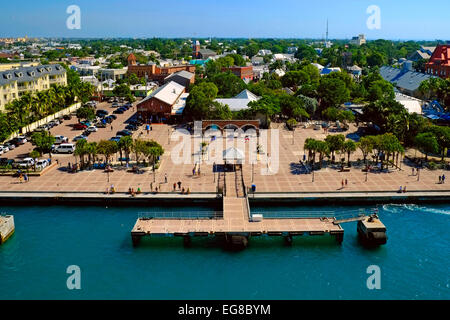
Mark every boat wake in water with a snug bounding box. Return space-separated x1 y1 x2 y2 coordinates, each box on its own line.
382 204 450 216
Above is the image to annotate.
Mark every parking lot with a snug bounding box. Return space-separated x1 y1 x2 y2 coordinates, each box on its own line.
0 98 143 166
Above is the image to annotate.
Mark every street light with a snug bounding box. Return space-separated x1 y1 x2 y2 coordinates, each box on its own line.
153 158 156 183
252 163 254 183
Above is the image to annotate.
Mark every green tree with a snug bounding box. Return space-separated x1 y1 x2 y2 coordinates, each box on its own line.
342 140 357 166
325 134 345 162
318 76 350 108
76 106 95 121
97 140 119 163
184 82 219 120
31 131 55 158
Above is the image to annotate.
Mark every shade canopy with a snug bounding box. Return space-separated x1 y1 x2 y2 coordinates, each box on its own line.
223 147 244 162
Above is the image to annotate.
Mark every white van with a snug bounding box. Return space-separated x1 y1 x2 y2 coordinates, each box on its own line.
55 143 75 154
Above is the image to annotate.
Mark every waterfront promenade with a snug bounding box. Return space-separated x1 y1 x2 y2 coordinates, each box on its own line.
0 120 449 196
0 94 449 197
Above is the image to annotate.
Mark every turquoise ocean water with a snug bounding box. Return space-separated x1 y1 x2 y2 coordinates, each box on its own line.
0 203 449 300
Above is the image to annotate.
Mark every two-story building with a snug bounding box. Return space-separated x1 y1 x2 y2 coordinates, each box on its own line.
0 64 67 111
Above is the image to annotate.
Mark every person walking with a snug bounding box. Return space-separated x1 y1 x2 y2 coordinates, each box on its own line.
439 175 442 184
341 179 344 189
173 183 176 191
164 174 167 183
192 167 195 176
443 174 446 184
345 179 348 187
177 181 182 189
412 167 415 176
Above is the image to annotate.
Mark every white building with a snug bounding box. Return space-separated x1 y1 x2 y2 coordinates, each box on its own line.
350 34 366 46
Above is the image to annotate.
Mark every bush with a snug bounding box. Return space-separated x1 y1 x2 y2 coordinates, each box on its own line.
428 161 437 170
286 118 298 130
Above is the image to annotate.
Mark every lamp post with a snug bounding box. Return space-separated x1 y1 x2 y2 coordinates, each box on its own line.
153 158 156 183
213 162 216 183
252 163 254 183
312 168 315 182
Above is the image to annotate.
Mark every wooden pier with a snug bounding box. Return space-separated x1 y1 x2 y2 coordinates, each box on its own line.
131 168 344 247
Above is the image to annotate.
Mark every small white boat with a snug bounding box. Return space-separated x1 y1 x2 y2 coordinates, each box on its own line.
0 214 15 244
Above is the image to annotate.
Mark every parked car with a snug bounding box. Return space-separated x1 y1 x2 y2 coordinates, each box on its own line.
96 121 107 128
4 142 15 150
13 136 27 145
54 143 75 154
73 135 87 142
87 126 98 133
0 145 9 153
18 158 35 168
113 108 125 114
111 102 120 108
125 124 138 131
116 130 132 136
34 125 48 132
54 135 68 144
74 123 88 130
49 119 60 126
108 114 117 120
63 114 72 120
80 120 92 127
108 97 114 103
104 116 113 124
110 136 121 142
35 159 49 170
0 158 14 167
96 110 108 117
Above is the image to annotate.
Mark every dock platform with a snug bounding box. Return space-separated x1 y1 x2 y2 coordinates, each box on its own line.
131 198 344 246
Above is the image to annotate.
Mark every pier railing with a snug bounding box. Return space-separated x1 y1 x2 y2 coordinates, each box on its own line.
138 211 224 220
251 209 375 220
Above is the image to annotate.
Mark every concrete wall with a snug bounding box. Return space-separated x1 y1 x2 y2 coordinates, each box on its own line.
6 102 82 140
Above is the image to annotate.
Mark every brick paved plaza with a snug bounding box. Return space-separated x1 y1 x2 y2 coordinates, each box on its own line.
0 101 449 194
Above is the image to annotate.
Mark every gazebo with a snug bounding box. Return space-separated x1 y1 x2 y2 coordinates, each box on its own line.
223 147 244 170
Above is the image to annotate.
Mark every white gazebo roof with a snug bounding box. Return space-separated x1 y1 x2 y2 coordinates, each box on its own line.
223 147 244 161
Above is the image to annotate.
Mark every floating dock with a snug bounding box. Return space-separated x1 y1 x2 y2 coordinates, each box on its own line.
0 215 15 244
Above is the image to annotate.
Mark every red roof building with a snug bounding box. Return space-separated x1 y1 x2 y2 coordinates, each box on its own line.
222 66 254 81
425 45 450 79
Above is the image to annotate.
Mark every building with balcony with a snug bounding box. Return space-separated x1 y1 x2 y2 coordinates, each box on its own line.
0 64 67 111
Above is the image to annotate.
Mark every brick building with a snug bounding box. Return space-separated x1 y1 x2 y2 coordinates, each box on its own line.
192 41 216 59
222 66 254 81
126 53 195 84
426 45 450 79
136 81 188 123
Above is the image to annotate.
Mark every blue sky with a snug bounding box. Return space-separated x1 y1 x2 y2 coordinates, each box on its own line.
1 0 449 40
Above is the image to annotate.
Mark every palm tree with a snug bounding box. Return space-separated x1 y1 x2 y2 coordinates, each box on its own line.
315 140 329 168
85 142 98 168
342 140 357 166
118 136 133 164
74 139 88 168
